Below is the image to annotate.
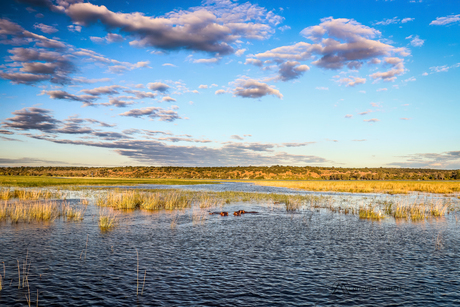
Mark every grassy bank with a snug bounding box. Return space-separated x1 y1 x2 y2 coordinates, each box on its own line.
249 180 460 194
0 176 219 187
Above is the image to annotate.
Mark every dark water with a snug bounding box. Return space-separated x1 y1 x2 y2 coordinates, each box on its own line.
1 197 460 306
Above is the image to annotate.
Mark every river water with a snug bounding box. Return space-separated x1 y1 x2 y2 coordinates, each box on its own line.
0 183 459 306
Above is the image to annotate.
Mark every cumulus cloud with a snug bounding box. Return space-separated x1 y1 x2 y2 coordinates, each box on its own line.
100 98 136 107
198 85 208 89
401 18 415 23
370 57 406 82
374 17 400 26
316 87 328 90
91 33 124 44
376 88 387 92
147 82 170 92
277 61 309 81
162 96 176 102
40 90 97 105
338 76 366 87
0 19 66 49
1 46 75 84
408 35 424 47
430 14 460 26
230 135 244 140
67 24 82 32
123 89 156 99
2 107 59 131
215 89 226 95
81 85 123 96
62 0 282 56
345 114 353 118
251 17 409 82
120 106 181 122
244 58 263 67
192 57 220 64
233 78 283 99
33 23 58 34
363 118 380 123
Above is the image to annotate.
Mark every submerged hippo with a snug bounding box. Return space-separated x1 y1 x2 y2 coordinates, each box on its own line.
209 211 229 216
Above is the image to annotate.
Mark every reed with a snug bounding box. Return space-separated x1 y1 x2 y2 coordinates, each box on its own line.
359 205 384 220
0 188 61 200
0 200 85 223
98 209 118 230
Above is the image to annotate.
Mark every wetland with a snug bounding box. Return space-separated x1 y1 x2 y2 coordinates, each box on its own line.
1 181 460 306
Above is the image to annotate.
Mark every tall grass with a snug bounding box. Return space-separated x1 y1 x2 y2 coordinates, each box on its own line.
95 189 324 212
251 180 460 194
0 188 62 200
382 199 450 221
98 209 118 230
0 175 218 188
0 200 84 223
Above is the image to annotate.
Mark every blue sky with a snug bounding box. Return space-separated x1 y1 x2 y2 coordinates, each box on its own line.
0 0 459 168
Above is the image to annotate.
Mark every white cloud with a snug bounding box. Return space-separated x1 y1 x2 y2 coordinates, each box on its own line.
233 78 282 99
430 14 460 26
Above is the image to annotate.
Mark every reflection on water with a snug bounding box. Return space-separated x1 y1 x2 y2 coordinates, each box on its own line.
0 184 460 306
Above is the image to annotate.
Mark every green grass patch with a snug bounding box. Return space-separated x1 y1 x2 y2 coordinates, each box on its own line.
0 176 219 188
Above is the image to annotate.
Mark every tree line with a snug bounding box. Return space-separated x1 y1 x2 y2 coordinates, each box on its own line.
0 166 459 180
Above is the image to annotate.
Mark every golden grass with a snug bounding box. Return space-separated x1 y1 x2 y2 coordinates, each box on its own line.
382 199 450 221
95 189 326 213
98 209 118 230
0 200 85 223
359 205 384 220
250 180 460 194
0 188 62 200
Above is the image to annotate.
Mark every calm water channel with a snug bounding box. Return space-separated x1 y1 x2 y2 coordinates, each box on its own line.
1 182 459 306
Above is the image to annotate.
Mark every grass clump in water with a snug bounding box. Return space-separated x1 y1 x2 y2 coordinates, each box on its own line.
359 205 384 220
98 209 118 230
0 188 62 200
0 200 85 223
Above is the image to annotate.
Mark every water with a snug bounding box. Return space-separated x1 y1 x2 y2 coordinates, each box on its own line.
1 184 460 306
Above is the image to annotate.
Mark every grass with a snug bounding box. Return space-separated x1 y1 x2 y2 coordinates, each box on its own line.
0 188 62 200
0 200 85 223
0 176 219 188
98 209 118 230
359 205 385 220
249 180 460 194
95 189 326 212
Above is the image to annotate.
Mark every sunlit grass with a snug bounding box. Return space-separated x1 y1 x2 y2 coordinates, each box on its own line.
0 175 219 188
0 188 62 200
0 200 85 223
249 180 460 194
98 209 118 230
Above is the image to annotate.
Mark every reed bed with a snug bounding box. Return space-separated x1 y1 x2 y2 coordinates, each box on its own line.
381 199 450 221
95 189 328 212
98 209 118 230
250 180 460 194
0 188 62 200
0 200 84 223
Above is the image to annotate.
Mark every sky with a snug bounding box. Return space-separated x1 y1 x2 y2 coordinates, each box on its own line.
0 0 459 168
